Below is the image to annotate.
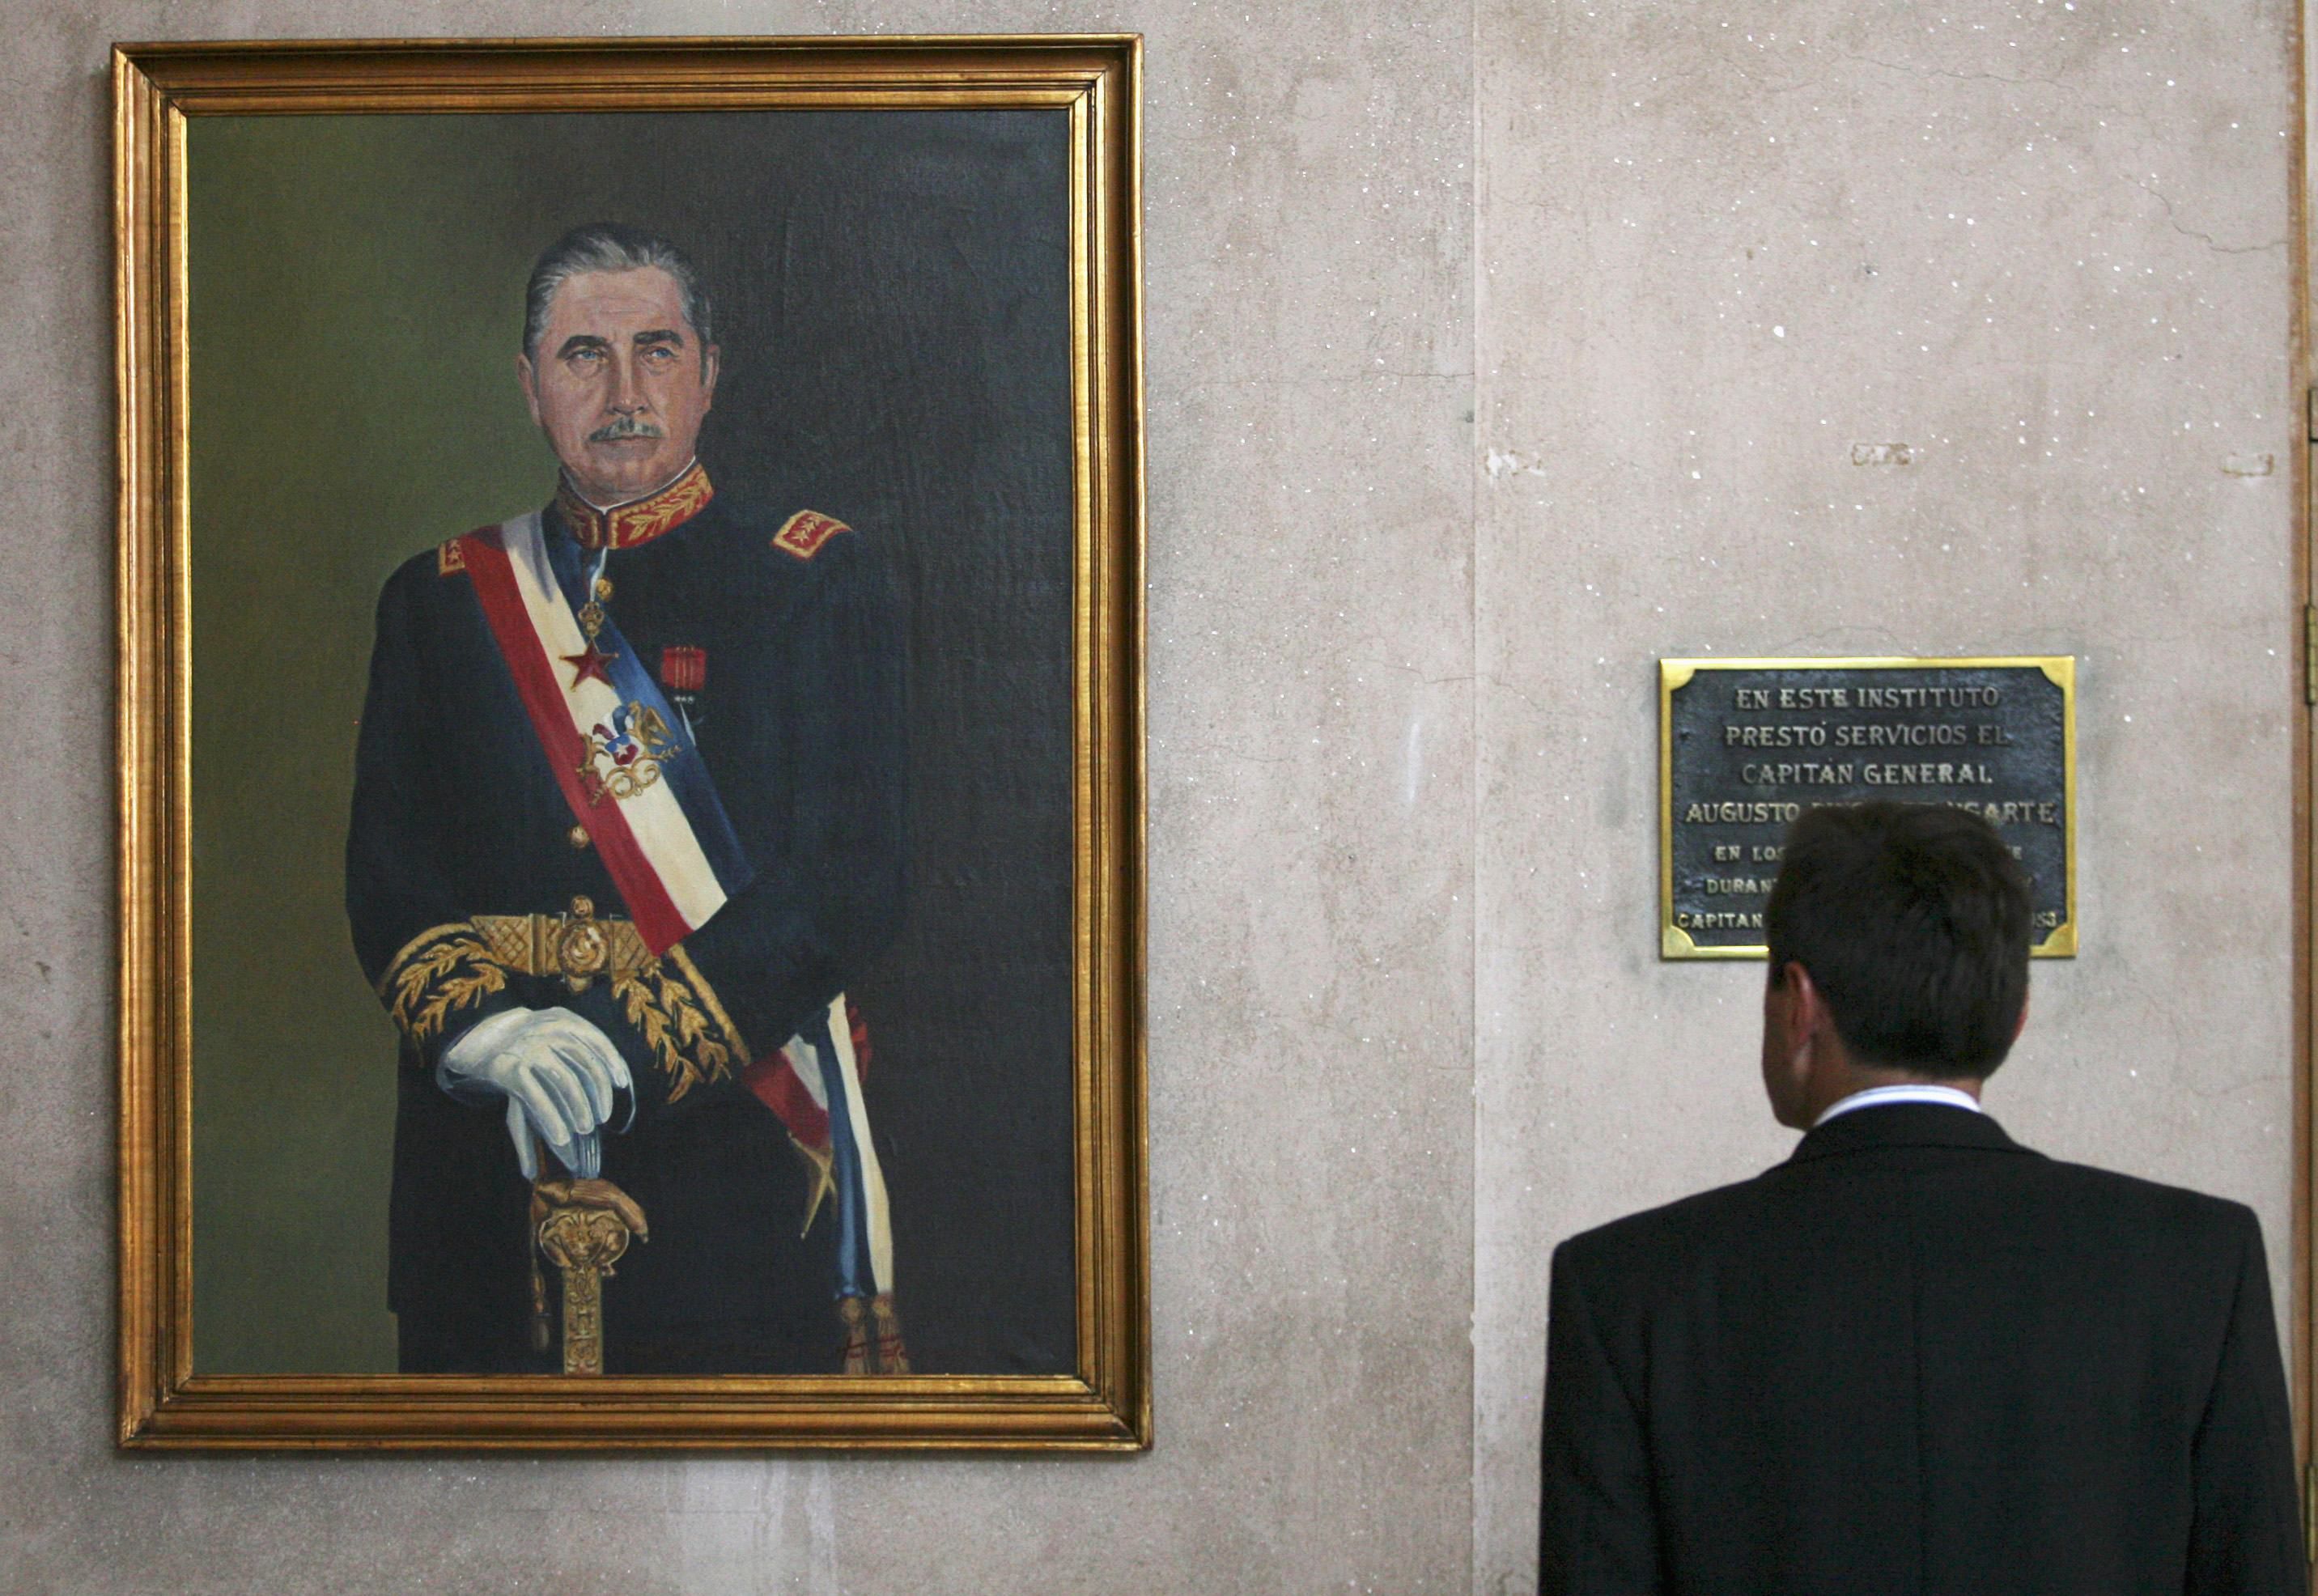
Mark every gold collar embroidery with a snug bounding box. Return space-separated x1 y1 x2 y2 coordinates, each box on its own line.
554 461 715 551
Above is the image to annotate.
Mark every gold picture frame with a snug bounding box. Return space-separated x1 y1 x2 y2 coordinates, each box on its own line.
1658 656 2078 961
115 36 1146 1449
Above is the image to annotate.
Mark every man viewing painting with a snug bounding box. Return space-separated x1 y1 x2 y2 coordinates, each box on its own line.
1537 801 2301 1594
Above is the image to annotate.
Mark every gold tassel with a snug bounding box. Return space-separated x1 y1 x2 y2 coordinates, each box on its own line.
793 1137 835 1237
838 1294 872 1374
869 1293 911 1373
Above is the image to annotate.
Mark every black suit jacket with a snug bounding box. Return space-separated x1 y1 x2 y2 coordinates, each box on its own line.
1539 1104 2302 1595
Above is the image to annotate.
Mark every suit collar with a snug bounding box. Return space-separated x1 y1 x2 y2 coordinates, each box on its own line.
1787 1101 2034 1165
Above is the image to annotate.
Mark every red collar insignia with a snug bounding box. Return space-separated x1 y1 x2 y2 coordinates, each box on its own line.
555 461 715 551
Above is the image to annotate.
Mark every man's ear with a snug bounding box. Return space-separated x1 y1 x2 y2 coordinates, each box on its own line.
1785 962 1833 1059
2011 987 2030 1046
1761 959 1819 1129
700 342 720 407
516 352 543 429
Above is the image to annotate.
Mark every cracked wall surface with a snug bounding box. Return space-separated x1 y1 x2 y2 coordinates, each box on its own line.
0 0 2300 1591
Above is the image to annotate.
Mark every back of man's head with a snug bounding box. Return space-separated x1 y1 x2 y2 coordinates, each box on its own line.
1764 802 2031 1080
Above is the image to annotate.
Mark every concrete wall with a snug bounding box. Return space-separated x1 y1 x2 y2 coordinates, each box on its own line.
0 1 2295 1593
1472 2 2302 1590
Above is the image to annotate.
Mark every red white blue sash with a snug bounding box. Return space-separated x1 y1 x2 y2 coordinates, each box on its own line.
456 512 751 954
745 999 894 1299
464 511 892 1303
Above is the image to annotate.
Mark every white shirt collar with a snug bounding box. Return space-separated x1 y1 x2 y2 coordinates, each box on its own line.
1811 1082 1984 1129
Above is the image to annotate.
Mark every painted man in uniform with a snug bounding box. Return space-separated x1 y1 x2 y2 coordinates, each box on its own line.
346 223 908 1375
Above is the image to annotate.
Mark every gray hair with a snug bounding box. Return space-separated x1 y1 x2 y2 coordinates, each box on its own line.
522 223 715 363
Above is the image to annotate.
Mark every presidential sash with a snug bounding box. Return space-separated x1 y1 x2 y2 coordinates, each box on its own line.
460 511 902 1348
743 998 897 1308
456 513 750 954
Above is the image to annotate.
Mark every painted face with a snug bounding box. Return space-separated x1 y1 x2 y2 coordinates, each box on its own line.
519 266 719 507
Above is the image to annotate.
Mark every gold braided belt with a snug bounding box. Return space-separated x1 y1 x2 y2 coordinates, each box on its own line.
472 896 651 995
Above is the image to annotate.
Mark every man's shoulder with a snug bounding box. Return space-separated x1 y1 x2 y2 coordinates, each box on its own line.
1781 1123 2261 1243
2020 1152 2261 1236
654 495 882 615
378 532 486 607
682 493 871 567
1553 1174 1778 1277
1554 1140 2261 1278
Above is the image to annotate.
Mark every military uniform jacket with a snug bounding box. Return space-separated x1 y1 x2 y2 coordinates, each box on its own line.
345 463 906 1370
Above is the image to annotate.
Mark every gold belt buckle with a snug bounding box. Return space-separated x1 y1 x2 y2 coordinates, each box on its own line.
550 896 611 993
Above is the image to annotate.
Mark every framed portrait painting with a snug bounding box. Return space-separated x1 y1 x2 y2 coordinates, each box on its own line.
113 36 1146 1449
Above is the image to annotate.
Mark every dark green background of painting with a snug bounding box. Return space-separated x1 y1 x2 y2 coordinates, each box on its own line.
188 112 1076 1375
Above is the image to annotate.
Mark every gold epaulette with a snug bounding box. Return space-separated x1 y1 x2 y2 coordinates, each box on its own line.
773 510 851 561
437 537 469 576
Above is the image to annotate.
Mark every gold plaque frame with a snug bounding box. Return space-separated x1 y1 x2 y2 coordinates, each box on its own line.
114 36 1147 1450
1658 656 2078 961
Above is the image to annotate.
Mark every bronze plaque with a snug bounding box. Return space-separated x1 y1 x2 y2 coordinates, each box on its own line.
1659 658 2076 960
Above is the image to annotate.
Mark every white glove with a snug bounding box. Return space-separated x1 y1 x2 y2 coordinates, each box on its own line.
438 1006 633 1181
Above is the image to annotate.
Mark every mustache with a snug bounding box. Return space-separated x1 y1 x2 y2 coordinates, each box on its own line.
588 415 665 443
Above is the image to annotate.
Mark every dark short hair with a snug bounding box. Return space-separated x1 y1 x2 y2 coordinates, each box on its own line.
1764 802 2031 1079
522 223 714 362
